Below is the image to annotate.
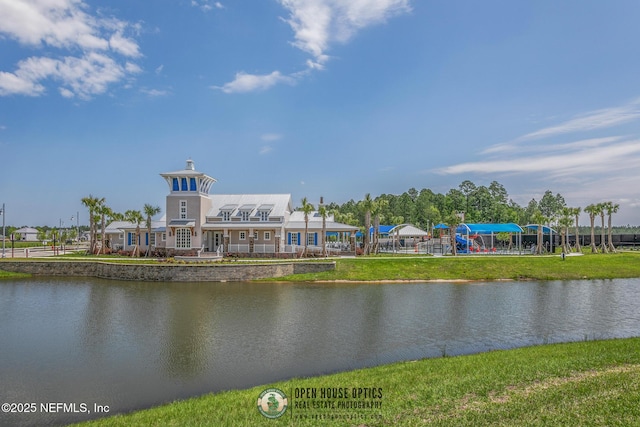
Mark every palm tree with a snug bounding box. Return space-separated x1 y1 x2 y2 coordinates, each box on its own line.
444 211 459 256
81 195 104 254
300 197 314 257
605 201 620 253
97 203 116 255
584 204 599 253
360 193 374 255
571 207 581 253
125 209 144 257
371 199 388 254
559 208 574 254
143 204 162 257
597 202 608 253
318 204 328 257
531 210 546 254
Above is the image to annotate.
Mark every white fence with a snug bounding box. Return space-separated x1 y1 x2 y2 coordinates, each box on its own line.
227 244 250 253
227 244 276 253
253 244 276 253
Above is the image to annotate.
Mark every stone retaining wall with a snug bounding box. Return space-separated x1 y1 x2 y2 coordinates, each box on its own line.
0 260 335 282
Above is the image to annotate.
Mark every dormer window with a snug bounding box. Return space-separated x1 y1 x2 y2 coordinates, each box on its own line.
220 204 237 222
257 204 273 221
238 204 256 222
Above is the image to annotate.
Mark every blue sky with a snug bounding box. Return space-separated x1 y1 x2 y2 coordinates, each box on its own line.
1 0 640 227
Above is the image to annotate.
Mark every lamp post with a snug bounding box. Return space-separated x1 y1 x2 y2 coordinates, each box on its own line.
71 212 79 250
1 203 5 258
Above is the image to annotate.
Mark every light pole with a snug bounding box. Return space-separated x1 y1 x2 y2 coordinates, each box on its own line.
1 203 5 258
71 212 79 250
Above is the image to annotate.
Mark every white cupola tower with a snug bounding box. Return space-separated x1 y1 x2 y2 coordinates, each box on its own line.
159 160 217 253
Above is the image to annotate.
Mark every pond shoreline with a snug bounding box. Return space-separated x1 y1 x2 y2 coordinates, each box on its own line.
0 260 335 281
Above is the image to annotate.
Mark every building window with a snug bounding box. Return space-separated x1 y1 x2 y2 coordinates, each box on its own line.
190 177 197 191
180 200 187 219
239 231 246 240
253 231 258 240
308 233 315 246
176 228 191 249
259 211 269 221
172 178 179 191
264 231 271 240
241 211 250 221
181 178 188 191
222 211 230 221
162 233 166 241
127 232 135 246
150 233 156 246
290 233 298 245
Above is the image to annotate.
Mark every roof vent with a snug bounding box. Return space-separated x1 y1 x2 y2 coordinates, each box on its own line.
186 159 195 170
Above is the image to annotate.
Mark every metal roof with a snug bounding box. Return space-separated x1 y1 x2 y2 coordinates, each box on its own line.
392 224 429 237
168 219 196 227
456 223 524 234
286 211 358 231
207 194 293 218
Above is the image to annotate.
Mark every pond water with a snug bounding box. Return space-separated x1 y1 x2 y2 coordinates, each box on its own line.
1 277 639 426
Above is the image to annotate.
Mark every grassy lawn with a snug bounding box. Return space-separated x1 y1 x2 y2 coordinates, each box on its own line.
2 251 640 282
274 252 640 282
72 337 640 426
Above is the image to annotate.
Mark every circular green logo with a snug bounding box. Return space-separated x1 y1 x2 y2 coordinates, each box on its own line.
257 388 288 419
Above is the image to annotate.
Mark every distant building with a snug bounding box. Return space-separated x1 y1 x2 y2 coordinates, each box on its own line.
14 227 39 241
104 160 358 256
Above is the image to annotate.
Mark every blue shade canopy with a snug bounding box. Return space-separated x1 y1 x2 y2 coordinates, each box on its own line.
456 223 524 234
523 224 556 233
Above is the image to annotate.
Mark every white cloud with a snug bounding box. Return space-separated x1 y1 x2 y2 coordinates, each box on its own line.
518 99 640 142
482 99 640 154
141 88 170 97
259 145 273 155
216 0 412 93
261 133 283 142
155 64 164 75
279 0 411 67
212 71 295 94
0 69 45 96
109 32 141 58
0 0 142 98
436 138 640 177
191 0 223 12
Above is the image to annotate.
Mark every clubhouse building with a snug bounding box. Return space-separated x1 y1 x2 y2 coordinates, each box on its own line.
105 160 358 256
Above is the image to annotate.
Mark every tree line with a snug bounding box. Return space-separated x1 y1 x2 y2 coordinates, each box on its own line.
318 180 626 255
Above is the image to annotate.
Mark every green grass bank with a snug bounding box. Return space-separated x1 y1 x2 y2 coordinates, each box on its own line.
2 252 640 282
73 337 640 426
273 252 640 282
0 269 29 279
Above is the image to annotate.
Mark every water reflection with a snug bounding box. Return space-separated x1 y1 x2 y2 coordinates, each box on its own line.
0 278 639 426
